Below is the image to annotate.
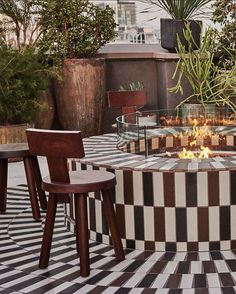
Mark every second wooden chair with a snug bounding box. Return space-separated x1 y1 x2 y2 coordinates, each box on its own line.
26 129 124 277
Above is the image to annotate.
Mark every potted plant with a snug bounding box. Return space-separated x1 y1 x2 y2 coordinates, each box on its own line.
170 27 236 116
0 44 51 143
143 0 209 52
38 0 116 137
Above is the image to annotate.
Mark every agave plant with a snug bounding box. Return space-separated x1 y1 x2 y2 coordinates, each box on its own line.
143 0 210 19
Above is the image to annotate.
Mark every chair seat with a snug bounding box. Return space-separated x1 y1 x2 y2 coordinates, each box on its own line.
42 170 116 194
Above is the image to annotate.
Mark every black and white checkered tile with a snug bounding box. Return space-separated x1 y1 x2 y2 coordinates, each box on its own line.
65 134 236 252
2 186 236 293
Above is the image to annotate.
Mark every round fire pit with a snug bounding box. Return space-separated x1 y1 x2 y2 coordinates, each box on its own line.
65 109 236 251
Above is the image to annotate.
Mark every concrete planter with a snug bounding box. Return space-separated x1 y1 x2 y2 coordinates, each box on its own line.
55 58 106 137
161 19 202 52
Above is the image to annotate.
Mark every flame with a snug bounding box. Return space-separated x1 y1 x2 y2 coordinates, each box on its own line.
178 148 195 159
190 140 196 147
178 145 212 159
160 112 236 128
160 112 236 159
199 145 212 158
177 120 213 159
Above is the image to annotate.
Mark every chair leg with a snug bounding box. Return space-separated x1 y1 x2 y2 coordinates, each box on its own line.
74 193 90 277
39 193 57 269
101 189 125 261
0 158 8 212
23 156 41 220
31 156 47 210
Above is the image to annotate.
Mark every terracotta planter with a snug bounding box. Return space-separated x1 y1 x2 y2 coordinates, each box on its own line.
0 123 32 144
54 58 106 137
161 19 202 52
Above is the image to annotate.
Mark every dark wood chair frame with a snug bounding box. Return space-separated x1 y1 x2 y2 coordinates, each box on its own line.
0 143 47 220
107 90 147 115
26 129 124 277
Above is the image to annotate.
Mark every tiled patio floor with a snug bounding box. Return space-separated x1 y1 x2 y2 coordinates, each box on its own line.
1 186 236 293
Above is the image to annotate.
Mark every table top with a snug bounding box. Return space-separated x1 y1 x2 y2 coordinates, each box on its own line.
0 143 29 158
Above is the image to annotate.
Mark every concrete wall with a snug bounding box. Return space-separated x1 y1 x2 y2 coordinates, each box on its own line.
99 43 192 133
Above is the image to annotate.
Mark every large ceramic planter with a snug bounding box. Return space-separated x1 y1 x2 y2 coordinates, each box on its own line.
161 19 202 52
55 58 106 137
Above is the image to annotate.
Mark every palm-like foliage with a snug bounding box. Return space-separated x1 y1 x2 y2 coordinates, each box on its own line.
143 0 210 19
0 0 41 49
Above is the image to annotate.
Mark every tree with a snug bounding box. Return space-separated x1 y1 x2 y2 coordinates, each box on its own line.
0 0 41 49
212 0 236 68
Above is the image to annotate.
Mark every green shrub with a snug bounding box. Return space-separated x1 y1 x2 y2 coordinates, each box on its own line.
212 0 236 68
38 0 116 61
0 45 50 124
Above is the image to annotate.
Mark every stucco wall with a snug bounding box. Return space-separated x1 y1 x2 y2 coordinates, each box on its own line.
98 43 192 133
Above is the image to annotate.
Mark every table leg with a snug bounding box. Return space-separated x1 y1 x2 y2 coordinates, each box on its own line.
0 158 8 212
31 156 47 210
23 156 41 220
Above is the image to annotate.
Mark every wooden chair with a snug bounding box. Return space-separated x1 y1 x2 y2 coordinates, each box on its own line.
26 129 124 277
0 143 47 220
107 90 147 115
107 90 147 127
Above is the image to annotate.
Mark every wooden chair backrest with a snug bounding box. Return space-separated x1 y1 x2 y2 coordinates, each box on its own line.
26 129 84 183
107 90 147 115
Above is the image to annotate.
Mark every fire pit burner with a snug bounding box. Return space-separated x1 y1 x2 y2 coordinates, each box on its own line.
155 150 236 159
117 109 236 160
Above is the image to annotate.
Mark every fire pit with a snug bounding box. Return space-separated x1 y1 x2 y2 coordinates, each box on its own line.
65 108 236 251
117 108 236 158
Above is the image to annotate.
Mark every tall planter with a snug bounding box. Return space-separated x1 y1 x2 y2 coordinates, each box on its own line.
55 58 106 137
161 19 202 52
0 123 32 144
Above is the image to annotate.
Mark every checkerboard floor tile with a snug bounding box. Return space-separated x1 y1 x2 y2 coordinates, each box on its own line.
1 186 236 293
